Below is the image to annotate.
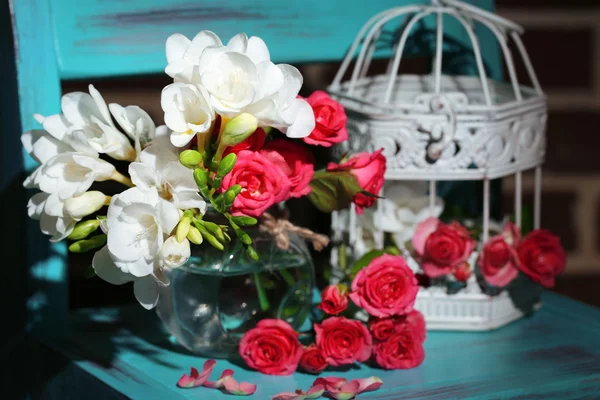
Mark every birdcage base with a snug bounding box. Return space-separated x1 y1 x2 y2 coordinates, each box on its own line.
414 286 541 331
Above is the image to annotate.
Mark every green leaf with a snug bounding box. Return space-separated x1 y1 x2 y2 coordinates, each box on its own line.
348 249 385 279
307 170 363 213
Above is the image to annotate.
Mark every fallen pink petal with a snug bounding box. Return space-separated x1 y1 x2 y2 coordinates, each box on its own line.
355 376 383 394
177 359 217 388
271 384 325 400
204 368 235 389
328 380 360 400
313 376 348 391
222 376 257 396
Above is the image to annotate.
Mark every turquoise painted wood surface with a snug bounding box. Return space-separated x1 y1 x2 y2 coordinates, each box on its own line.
42 293 600 399
7 0 500 336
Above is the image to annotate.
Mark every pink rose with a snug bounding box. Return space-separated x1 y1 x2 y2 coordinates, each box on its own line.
239 319 303 376
349 254 419 318
220 150 291 217
260 139 315 199
318 284 349 315
327 149 386 214
299 344 328 374
302 91 348 147
479 225 520 287
224 127 266 155
412 217 476 278
314 317 372 367
372 311 426 370
517 229 566 288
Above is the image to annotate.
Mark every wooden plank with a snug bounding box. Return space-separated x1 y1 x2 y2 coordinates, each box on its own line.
48 0 499 80
10 0 67 332
41 293 600 399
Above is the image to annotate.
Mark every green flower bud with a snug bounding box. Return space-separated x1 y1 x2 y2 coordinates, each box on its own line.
187 226 203 245
195 223 224 251
179 149 203 168
69 234 107 253
238 230 252 246
201 221 226 243
68 219 101 241
193 168 210 197
246 246 259 261
176 217 191 242
220 113 258 147
229 184 243 196
216 153 237 178
231 216 258 226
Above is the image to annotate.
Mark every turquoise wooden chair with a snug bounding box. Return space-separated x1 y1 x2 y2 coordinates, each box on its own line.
12 1 600 399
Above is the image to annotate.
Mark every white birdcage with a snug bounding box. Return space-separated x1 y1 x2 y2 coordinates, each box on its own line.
328 0 546 330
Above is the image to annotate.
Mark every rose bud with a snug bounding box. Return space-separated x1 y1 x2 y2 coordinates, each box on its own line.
299 344 328 374
318 284 349 315
453 263 471 283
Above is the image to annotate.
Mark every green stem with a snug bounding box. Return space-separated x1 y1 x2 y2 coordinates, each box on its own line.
254 272 270 311
279 269 296 287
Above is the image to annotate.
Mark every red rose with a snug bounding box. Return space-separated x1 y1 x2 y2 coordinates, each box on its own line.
372 310 426 370
517 229 566 288
369 318 395 341
220 150 291 217
299 344 328 374
370 310 426 343
412 217 476 278
260 139 315 199
239 319 303 376
327 149 386 214
224 127 266 155
318 284 349 315
314 317 372 367
373 330 425 370
302 91 348 147
479 236 519 287
349 254 419 318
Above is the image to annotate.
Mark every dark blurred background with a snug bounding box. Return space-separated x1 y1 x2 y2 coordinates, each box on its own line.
62 0 600 309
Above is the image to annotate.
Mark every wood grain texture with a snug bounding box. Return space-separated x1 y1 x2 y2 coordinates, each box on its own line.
48 0 498 79
9 0 68 333
39 293 600 399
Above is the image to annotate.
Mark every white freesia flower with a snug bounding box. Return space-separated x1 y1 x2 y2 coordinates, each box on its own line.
93 246 168 310
109 103 156 157
163 30 315 138
27 192 77 242
129 140 206 211
64 191 108 220
24 153 115 200
40 85 135 161
105 187 180 277
161 83 214 147
161 236 191 268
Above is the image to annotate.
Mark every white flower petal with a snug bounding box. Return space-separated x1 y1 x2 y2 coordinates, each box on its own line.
27 192 49 220
166 33 191 63
133 277 160 310
129 163 160 192
93 246 134 285
246 36 270 64
227 32 248 53
41 114 71 141
22 130 72 164
88 84 115 128
280 98 315 138
172 191 206 212
157 199 180 234
186 30 223 61
256 61 284 99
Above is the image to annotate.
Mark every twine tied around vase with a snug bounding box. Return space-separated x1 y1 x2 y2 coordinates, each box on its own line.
259 212 330 251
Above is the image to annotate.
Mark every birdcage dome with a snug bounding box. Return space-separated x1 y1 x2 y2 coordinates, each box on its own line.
328 0 546 181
